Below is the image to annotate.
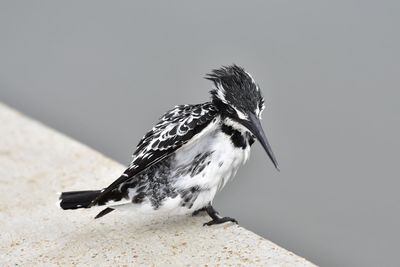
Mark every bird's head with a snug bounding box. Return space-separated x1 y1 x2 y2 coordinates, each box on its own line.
206 65 279 170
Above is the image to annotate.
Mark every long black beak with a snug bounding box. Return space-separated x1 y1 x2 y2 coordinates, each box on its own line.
242 113 279 171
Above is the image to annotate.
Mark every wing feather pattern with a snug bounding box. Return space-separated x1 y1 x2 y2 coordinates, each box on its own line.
90 102 218 206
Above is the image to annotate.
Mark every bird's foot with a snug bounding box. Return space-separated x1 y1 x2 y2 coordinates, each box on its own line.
203 217 238 226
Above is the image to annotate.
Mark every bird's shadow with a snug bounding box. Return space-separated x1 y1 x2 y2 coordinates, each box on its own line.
44 209 238 263
57 211 226 246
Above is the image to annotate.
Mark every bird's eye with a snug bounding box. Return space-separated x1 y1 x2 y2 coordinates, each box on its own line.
226 106 236 115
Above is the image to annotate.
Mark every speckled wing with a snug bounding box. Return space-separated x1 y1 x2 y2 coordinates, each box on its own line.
90 102 218 206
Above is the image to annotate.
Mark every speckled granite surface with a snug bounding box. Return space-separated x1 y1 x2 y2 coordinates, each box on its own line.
0 103 315 266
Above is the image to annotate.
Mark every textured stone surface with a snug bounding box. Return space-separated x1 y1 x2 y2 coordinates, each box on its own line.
0 103 315 266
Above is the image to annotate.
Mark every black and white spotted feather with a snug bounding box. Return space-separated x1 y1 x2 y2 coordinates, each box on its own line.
130 103 218 169
90 103 218 206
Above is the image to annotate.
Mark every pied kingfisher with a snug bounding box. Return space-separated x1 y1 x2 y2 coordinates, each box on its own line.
59 65 279 226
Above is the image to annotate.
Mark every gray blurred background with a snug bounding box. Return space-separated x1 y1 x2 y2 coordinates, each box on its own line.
1 1 399 266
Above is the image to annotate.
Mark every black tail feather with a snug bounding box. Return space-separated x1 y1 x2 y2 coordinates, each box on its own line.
59 190 101 210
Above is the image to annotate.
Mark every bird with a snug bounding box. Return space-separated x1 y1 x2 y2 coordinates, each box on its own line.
58 65 279 226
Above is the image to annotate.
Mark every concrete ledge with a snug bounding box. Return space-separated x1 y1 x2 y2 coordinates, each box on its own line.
0 103 315 266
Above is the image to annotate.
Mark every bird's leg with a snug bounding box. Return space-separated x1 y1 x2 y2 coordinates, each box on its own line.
192 207 207 216
203 204 238 226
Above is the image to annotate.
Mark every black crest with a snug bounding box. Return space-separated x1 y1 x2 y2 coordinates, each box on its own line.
205 65 265 118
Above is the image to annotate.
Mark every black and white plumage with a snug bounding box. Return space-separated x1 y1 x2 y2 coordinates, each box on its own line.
59 65 279 226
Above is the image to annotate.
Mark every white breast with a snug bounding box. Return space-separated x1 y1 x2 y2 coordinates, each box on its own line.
172 118 251 212
114 117 252 216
